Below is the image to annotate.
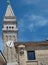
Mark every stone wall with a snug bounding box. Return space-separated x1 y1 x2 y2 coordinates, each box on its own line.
15 44 48 65
35 50 48 65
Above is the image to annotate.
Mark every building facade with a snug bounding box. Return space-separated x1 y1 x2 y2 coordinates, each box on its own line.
14 41 48 65
2 1 48 65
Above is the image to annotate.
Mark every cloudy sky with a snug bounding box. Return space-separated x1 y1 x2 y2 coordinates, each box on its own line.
0 0 48 52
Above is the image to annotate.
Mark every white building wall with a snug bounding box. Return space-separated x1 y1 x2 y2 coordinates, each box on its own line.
35 50 48 65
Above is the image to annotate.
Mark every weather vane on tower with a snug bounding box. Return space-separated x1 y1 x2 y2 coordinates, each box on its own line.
7 0 10 4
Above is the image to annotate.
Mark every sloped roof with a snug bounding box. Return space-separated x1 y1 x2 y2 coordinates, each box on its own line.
0 51 7 63
5 4 15 16
14 40 48 48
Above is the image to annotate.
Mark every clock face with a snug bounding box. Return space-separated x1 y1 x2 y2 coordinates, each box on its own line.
6 41 14 47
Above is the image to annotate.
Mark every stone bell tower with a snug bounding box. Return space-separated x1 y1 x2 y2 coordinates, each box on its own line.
2 0 18 64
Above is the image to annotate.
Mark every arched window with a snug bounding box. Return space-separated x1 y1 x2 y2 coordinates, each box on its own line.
6 26 8 29
12 26 14 29
13 35 15 37
9 26 11 29
9 35 11 40
6 35 8 41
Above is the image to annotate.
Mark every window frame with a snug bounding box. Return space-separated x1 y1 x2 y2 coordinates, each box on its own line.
6 26 8 29
27 51 36 60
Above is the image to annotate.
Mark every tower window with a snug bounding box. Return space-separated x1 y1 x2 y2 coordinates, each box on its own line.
9 35 11 40
12 26 14 29
27 51 35 60
6 35 8 41
6 26 8 29
13 35 15 37
9 26 11 29
10 35 11 37
6 35 8 37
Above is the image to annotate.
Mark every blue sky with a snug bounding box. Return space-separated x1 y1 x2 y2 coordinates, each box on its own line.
0 0 48 52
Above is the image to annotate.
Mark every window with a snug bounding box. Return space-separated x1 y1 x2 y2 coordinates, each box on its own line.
13 35 15 37
9 35 11 40
6 35 8 41
9 26 11 29
6 26 8 29
6 35 8 37
12 26 14 29
9 35 11 38
27 51 35 60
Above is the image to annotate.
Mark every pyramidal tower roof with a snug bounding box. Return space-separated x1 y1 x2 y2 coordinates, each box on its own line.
5 0 15 16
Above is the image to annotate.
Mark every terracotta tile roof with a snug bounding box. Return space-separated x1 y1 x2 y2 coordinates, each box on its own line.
14 40 48 47
0 50 7 63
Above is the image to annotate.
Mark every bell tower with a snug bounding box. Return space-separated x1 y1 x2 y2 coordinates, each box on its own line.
2 0 18 64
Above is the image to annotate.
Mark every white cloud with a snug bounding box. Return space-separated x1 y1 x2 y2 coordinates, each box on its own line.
29 24 34 32
18 14 48 32
18 19 25 32
21 0 40 5
29 15 48 26
24 14 48 26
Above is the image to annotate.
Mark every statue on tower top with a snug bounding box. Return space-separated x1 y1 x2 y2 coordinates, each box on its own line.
7 0 10 5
